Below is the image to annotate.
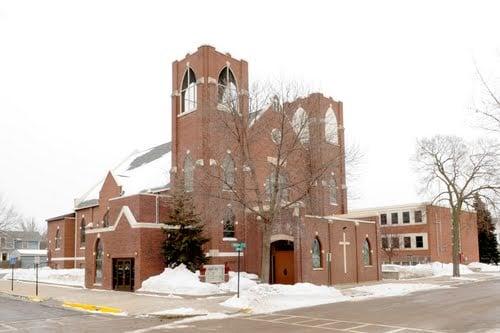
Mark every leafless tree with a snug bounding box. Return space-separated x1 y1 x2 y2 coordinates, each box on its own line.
0 195 22 231
196 81 360 282
380 229 400 264
474 63 500 132
413 135 500 276
20 218 39 233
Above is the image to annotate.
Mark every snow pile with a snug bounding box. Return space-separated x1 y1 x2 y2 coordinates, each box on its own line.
150 307 207 316
219 275 257 293
221 283 349 314
228 271 259 280
468 262 500 272
0 267 84 287
382 262 474 279
138 264 220 296
351 283 447 298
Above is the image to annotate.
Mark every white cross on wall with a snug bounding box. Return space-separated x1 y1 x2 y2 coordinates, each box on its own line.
339 232 350 274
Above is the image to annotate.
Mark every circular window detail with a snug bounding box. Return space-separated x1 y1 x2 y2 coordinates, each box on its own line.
271 128 282 144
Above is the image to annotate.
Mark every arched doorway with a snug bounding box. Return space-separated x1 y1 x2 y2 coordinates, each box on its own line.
270 239 295 284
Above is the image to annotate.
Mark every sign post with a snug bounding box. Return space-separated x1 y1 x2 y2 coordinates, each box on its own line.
9 257 16 291
231 242 246 298
34 256 40 297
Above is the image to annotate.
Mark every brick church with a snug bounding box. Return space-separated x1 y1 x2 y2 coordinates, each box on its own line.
46 45 380 291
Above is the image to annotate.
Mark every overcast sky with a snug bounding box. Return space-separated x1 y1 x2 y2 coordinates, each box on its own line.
0 0 499 229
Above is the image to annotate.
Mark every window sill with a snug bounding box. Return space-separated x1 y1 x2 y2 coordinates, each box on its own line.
364 265 374 268
55 248 60 251
177 109 197 118
222 237 237 242
330 202 338 206
80 247 85 250
312 268 324 271
93 283 102 287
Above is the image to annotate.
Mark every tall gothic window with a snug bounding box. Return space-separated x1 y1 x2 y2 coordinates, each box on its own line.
222 208 235 238
292 107 310 144
325 107 338 144
312 237 322 269
80 218 86 246
265 172 288 202
222 154 235 190
328 176 338 205
55 229 61 249
181 68 197 114
218 67 238 110
103 210 110 228
362 238 372 266
95 239 103 284
184 155 194 192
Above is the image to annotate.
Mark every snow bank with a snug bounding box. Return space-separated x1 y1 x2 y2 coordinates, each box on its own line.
138 264 220 296
228 271 259 280
351 283 447 298
0 267 84 287
150 307 207 316
219 275 257 293
382 262 474 279
468 262 500 272
221 283 349 314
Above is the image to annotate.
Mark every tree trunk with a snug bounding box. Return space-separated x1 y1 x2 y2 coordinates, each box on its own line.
452 208 461 277
260 223 272 283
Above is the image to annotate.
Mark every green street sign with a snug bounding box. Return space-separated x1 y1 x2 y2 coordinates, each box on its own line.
232 242 246 251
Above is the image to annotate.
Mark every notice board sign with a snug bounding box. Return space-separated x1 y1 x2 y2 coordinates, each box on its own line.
204 264 225 283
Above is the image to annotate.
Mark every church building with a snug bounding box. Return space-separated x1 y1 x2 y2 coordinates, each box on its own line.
46 45 380 291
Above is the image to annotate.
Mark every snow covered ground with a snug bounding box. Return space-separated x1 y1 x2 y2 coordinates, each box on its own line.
382 262 480 279
0 267 84 287
468 262 500 272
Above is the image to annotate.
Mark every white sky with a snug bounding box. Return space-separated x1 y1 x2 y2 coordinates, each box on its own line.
0 0 499 229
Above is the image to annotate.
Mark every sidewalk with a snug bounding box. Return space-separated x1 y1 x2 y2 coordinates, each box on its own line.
0 279 235 316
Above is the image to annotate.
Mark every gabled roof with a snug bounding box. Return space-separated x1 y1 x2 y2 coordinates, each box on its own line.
75 142 172 209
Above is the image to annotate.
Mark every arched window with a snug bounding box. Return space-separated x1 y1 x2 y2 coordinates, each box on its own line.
328 176 337 205
312 237 322 269
55 229 61 249
181 68 197 114
265 172 288 202
222 208 235 238
184 155 194 192
325 107 338 144
222 154 235 190
292 107 310 144
218 67 238 110
102 210 110 228
362 238 372 266
95 239 103 284
80 219 86 246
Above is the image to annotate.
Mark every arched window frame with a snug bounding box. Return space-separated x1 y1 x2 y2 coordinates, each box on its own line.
102 209 110 228
94 239 103 285
222 207 236 239
292 107 310 144
217 66 238 112
80 218 86 246
312 237 322 269
362 238 372 266
221 154 235 191
55 229 61 249
325 107 339 145
183 155 194 192
180 67 197 114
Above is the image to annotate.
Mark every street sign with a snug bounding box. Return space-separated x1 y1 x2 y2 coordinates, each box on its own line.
204 265 225 283
9 257 16 265
232 242 246 252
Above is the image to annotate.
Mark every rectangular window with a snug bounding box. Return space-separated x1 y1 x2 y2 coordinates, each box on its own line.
381 237 389 249
0 237 5 248
380 214 387 225
391 212 398 224
415 210 423 223
416 236 424 248
403 211 410 223
391 237 400 248
1 253 6 261
404 236 411 248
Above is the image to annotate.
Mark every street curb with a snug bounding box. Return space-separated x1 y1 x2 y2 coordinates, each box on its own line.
62 301 123 314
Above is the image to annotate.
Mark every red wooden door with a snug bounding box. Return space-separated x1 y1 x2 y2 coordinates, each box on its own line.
274 251 295 284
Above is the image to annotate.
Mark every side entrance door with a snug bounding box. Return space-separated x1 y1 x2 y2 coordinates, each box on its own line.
113 258 135 291
273 251 295 284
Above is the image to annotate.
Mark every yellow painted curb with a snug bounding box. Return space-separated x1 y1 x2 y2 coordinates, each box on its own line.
63 301 122 314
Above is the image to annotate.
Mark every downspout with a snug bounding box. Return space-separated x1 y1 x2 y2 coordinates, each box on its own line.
74 213 77 269
155 194 159 224
354 222 359 283
327 220 332 285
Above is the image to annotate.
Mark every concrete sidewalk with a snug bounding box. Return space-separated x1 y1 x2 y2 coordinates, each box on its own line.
0 279 235 316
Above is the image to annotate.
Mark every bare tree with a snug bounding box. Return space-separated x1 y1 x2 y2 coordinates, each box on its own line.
380 229 400 264
413 135 500 276
196 81 358 282
20 218 39 233
0 195 22 231
474 64 500 132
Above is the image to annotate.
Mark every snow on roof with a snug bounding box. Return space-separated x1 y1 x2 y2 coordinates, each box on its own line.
75 143 171 209
12 249 47 256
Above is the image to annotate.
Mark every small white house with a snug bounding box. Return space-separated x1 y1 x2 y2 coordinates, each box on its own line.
10 249 47 268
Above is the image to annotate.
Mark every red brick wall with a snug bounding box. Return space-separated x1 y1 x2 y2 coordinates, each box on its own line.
47 217 75 269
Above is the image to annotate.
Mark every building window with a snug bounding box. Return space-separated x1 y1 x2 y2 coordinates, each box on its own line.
404 236 411 248
80 219 86 246
362 239 372 266
103 210 110 228
391 212 398 224
380 214 387 225
222 154 235 191
181 67 197 114
312 237 322 269
222 208 235 238
184 155 194 192
0 237 5 248
265 172 288 202
328 176 337 205
218 67 238 110
391 236 400 249
1 253 6 261
403 211 410 224
271 128 282 144
381 237 389 249
95 239 103 285
55 229 61 249
415 210 423 223
416 236 424 248
292 107 310 144
325 107 338 144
